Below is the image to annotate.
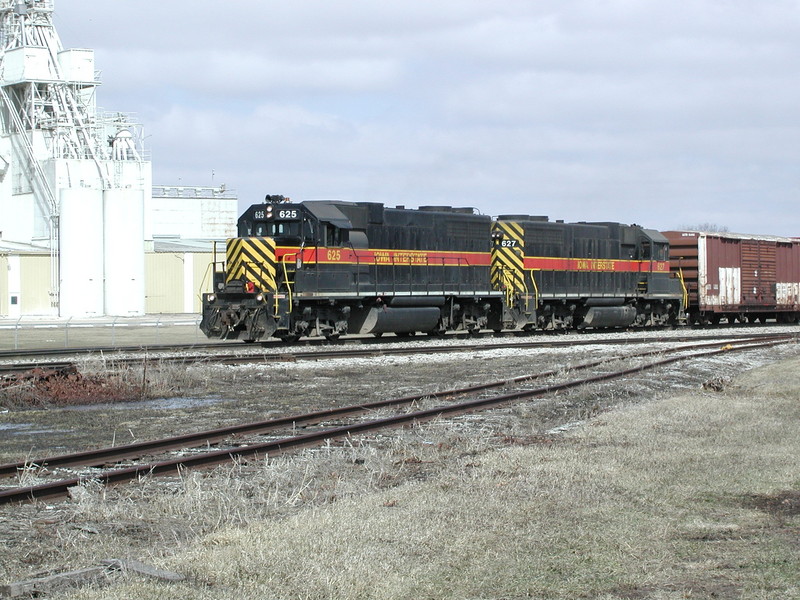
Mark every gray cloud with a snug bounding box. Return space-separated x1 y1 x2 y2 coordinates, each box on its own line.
54 0 800 235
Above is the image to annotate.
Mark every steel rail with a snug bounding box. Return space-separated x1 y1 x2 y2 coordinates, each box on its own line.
1 334 792 479
0 337 794 505
2 331 796 373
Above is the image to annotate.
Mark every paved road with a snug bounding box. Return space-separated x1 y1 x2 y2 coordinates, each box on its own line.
0 314 208 351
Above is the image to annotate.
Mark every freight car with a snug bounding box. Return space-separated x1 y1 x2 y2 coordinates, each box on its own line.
200 197 685 342
663 231 800 324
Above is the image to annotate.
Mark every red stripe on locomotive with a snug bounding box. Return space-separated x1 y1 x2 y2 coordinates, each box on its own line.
274 246 492 267
523 257 670 273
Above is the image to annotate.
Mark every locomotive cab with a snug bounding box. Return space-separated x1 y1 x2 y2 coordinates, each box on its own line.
239 201 316 246
202 198 365 341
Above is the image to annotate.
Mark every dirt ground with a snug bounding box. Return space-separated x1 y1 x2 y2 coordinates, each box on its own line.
0 337 798 598
0 336 787 463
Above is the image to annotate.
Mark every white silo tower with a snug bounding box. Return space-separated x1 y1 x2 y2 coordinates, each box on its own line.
0 0 151 316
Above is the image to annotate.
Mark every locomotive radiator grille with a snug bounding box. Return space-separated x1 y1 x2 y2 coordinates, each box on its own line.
225 237 278 292
491 221 526 299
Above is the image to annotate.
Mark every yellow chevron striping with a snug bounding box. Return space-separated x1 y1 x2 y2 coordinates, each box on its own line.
225 237 277 291
491 221 525 295
496 221 524 246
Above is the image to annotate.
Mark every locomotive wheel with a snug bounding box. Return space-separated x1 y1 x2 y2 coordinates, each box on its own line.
324 333 341 341
280 334 300 343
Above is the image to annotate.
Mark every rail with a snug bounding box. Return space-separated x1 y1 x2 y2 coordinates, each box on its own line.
0 334 795 504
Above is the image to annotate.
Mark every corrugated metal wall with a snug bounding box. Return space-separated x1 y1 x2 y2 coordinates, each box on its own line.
0 254 8 315
20 255 52 313
740 240 776 304
145 253 184 313
0 252 214 316
145 252 214 314
192 254 215 312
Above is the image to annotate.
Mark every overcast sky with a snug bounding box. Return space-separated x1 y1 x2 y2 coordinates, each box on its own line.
54 0 800 236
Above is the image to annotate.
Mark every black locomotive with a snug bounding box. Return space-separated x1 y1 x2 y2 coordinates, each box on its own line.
200 197 685 342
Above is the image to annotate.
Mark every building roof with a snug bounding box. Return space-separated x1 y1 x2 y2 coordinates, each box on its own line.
0 240 51 254
151 238 224 253
153 185 237 200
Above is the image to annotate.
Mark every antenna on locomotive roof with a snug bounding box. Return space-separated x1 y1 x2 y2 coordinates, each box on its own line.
264 194 290 204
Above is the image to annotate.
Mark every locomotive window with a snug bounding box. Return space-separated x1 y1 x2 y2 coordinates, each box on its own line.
252 222 303 238
324 224 342 246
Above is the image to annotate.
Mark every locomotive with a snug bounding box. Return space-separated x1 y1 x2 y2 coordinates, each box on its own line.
199 196 685 342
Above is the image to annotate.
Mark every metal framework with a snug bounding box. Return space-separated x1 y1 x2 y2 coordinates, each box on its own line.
0 0 149 312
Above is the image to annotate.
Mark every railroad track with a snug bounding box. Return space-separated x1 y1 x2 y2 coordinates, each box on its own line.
0 333 794 505
2 330 798 375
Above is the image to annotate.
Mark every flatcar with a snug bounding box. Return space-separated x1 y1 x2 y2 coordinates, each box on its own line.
200 197 686 342
663 230 800 324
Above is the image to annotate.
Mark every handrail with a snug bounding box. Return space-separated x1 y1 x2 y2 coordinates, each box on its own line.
528 270 539 311
197 262 214 304
678 267 689 312
281 253 296 314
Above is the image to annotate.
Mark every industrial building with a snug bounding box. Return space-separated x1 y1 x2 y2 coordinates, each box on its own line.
0 0 236 318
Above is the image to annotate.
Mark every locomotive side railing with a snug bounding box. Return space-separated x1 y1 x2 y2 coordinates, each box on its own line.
280 254 297 314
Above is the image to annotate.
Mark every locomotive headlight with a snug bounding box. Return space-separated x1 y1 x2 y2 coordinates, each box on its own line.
208 294 216 303
256 294 264 302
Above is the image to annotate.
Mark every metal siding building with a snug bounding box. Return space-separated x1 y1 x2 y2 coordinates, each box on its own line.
1 1 151 317
151 186 237 240
0 242 52 317
1 246 218 318
0 253 7 315
144 241 217 315
0 4 237 320
19 253 51 313
145 252 184 314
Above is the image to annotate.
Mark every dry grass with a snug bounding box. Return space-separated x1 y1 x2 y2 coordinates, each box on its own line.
30 357 798 599
0 359 203 409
